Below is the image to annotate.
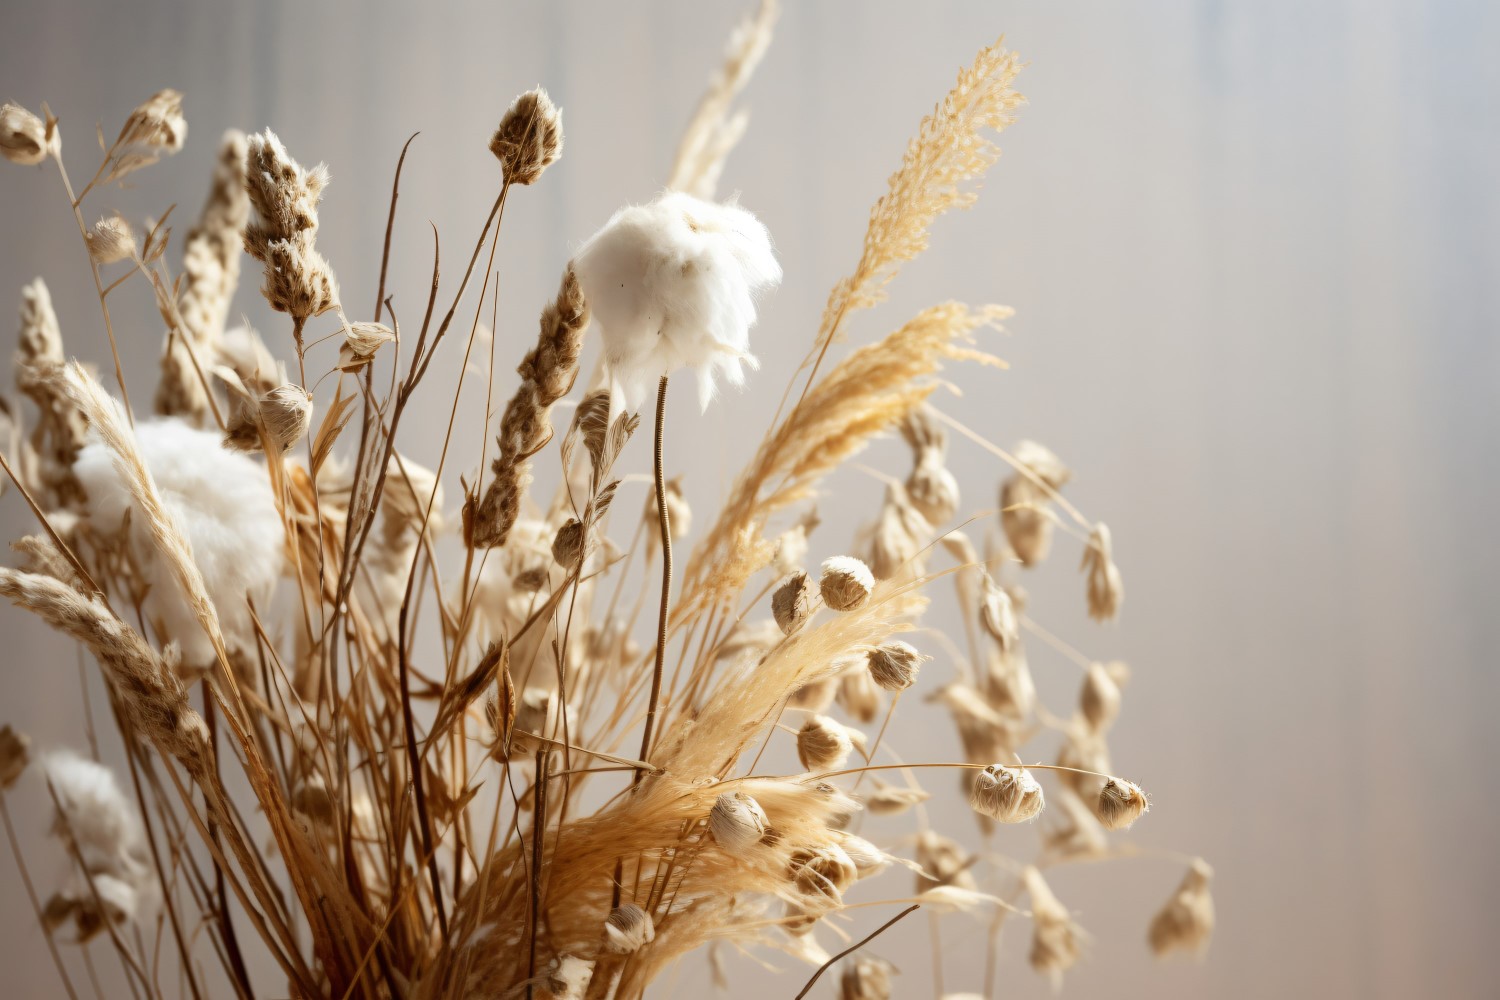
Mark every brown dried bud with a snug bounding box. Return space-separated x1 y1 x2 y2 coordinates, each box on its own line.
709 790 767 851
864 782 929 816
87 215 137 264
787 675 837 712
1096 777 1149 830
914 830 974 891
1149 859 1215 957
866 640 922 692
1 103 50 165
839 954 896 1000
552 517 587 569
490 88 563 185
837 832 891 879
1081 522 1124 621
968 763 1044 823
789 844 857 903
837 664 881 722
291 773 334 824
1024 866 1081 988
0 724 31 790
978 570 1019 650
771 570 814 635
797 714 855 771
228 382 311 453
603 902 655 955
118 90 187 154
819 555 873 611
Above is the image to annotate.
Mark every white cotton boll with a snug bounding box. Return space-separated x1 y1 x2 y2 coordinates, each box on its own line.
572 190 781 412
42 751 144 869
74 417 283 668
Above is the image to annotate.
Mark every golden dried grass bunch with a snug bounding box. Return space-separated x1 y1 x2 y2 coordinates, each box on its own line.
0 3 1209 997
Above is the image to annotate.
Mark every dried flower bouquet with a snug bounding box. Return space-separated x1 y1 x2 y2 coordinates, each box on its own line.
0 3 1210 998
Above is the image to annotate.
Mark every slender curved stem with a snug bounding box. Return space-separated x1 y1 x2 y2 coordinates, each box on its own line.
639 375 673 765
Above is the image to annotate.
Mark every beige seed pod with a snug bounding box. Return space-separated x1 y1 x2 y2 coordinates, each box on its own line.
837 664 881 723
645 476 692 546
864 782 930 816
787 675 837 712
1096 777 1149 830
1042 787 1110 860
87 215 137 264
603 902 656 955
914 830 975 891
867 482 930 579
1149 859 1215 957
0 724 31 790
1081 522 1124 621
1024 866 1082 989
839 954 896 1000
490 88 563 185
867 640 922 692
819 555 874 611
1079 661 1122 731
772 519 811 576
978 569 1019 650
1056 725 1112 799
290 773 334 824
118 90 187 155
789 843 857 903
0 103 50 164
709 790 768 851
837 832 892 879
797 714 855 771
237 383 314 452
968 763 1044 823
771 570 814 634
337 321 395 371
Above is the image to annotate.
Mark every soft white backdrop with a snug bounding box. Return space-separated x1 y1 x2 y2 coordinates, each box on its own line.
2 1 1496 997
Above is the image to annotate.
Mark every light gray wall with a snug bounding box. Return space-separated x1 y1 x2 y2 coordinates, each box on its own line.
1 1 1496 997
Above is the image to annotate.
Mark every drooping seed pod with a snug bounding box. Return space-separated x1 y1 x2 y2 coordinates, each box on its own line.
87 215 137 264
839 954 896 1000
772 570 814 634
337 321 395 371
968 763 1044 823
1079 661 1123 732
978 569 1019 650
1096 777 1149 830
787 674 837 712
864 782 930 816
1148 859 1215 957
0 103 50 165
1081 521 1124 621
914 830 975 891
867 640 922 692
789 844 857 903
837 832 892 879
1024 866 1082 989
645 477 692 552
603 903 656 955
709 791 768 851
820 555 874 611
837 661 882 723
552 518 587 570
797 714 855 771
867 482 929 579
490 88 563 185
0 725 30 790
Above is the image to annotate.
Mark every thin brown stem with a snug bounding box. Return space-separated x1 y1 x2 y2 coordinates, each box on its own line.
793 904 920 999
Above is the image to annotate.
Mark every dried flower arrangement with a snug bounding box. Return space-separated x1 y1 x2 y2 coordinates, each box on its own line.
0 3 1212 998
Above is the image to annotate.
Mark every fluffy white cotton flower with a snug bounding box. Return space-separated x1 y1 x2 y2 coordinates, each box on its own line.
572 190 781 412
74 417 283 669
42 751 154 936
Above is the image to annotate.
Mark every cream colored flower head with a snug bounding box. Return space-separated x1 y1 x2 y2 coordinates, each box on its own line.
572 190 781 412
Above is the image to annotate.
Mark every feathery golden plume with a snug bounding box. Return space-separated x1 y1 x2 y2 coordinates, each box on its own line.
156 129 249 421
14 278 88 504
467 264 589 548
490 88 563 185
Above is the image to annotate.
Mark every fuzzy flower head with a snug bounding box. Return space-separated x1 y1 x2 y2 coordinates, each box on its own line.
572 190 781 412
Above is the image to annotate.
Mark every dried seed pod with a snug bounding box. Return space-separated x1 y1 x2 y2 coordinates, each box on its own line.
603 903 656 955
820 555 874 611
0 103 50 164
864 782 930 816
837 833 892 879
771 570 814 634
490 88 563 185
867 482 929 579
978 569 1019 650
866 640 922 692
1056 726 1112 799
645 476 692 550
337 321 395 371
709 791 768 851
1081 522 1124 621
914 830 975 891
787 674 837 713
87 215 137 264
117 90 187 155
1042 787 1109 859
837 661 882 722
0 725 30 790
1096 777 1149 830
839 954 896 1000
552 517 587 569
1149 859 1215 957
290 773 334 824
968 763 1044 823
1079 661 1122 732
789 844 857 902
1024 866 1082 988
797 714 855 771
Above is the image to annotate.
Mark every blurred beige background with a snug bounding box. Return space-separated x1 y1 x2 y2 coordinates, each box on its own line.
2 1 1497 997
